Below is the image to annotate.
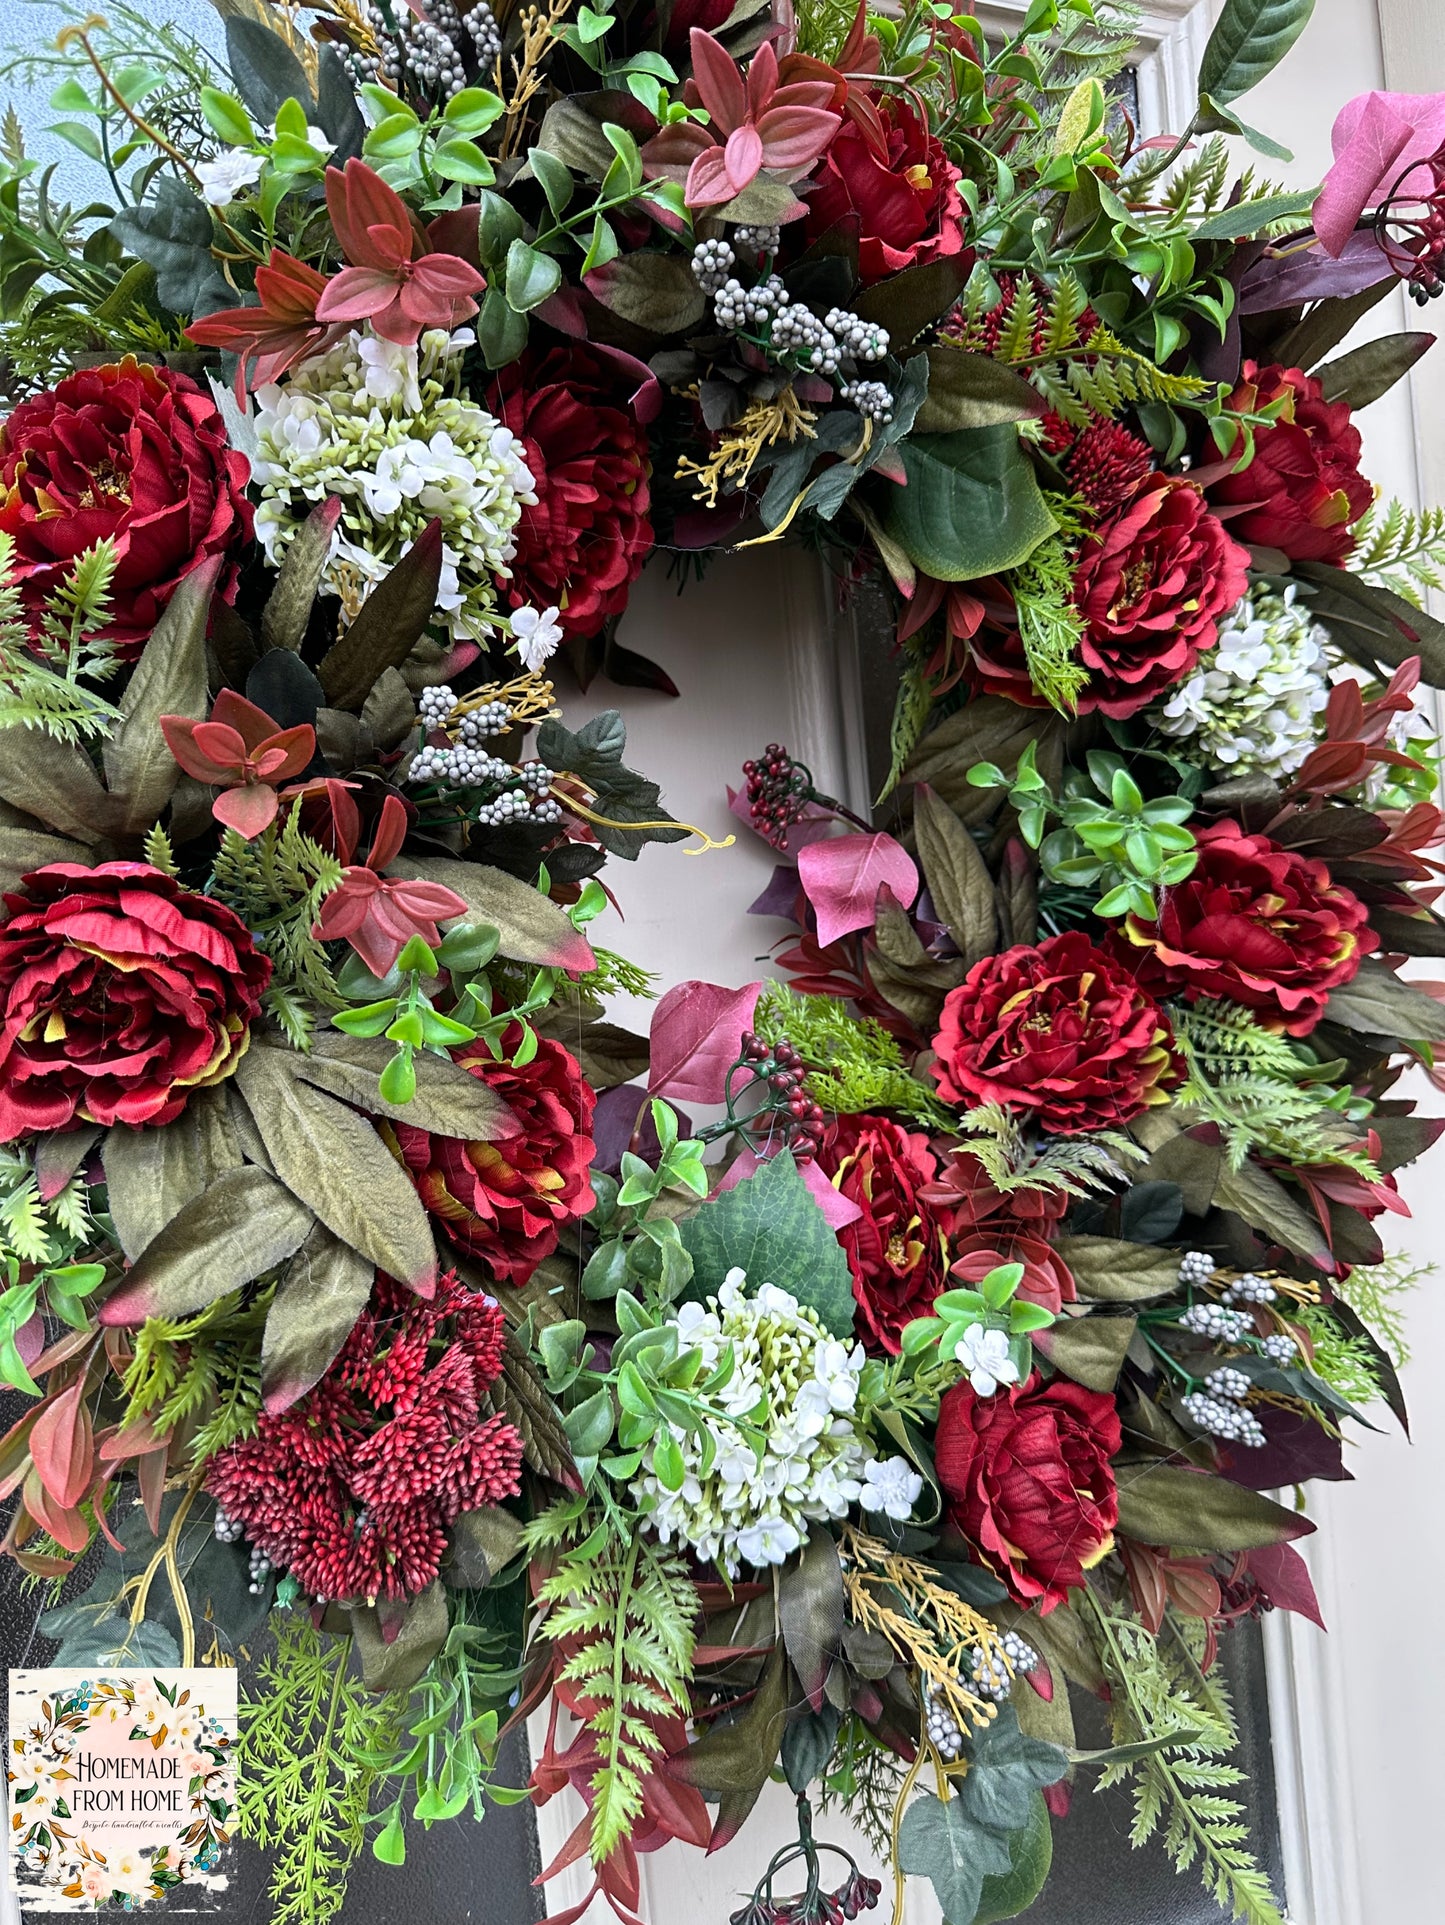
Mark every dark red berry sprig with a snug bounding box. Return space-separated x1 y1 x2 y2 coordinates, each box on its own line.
741 743 873 851
1375 142 1445 304
734 1031 827 1162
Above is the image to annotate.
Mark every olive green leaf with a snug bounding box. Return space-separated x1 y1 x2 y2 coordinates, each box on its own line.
912 782 996 966
350 1579 449 1691
98 1166 314 1324
387 855 596 973
1032 1313 1137 1391
1054 1236 1182 1302
1113 1462 1315 1551
101 1084 243 1261
1323 956 1445 1043
779 1526 845 1714
103 555 218 833
287 1032 516 1138
261 1222 375 1414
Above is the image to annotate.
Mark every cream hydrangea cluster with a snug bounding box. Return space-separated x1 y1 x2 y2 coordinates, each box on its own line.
1150 583 1331 779
630 1270 921 1578
251 325 537 644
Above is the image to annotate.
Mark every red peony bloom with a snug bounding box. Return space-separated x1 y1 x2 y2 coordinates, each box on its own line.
1207 362 1373 564
949 1232 1077 1317
490 343 653 643
1109 819 1376 1036
815 1114 950 1354
931 930 1177 1134
802 93 966 284
0 358 253 661
206 1272 524 1604
935 1373 1121 1610
0 863 271 1139
389 1028 596 1284
1069 479 1252 718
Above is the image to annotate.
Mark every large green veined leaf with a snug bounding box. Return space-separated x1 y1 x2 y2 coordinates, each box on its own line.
1197 0 1317 107
882 427 1057 583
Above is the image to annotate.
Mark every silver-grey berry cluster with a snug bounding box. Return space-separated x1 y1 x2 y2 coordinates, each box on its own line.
409 744 513 787
925 1691 964 1760
1179 1303 1253 1343
1181 1390 1267 1446
1001 1631 1039 1674
840 378 893 423
474 788 562 827
248 1544 274 1597
1206 1366 1252 1402
516 759 553 795
770 301 841 372
460 699 514 742
1177 1250 1217 1287
1262 1333 1298 1364
213 1507 244 1545
713 273 786 330
341 0 498 102
691 238 736 295
969 1646 1013 1702
732 223 781 255
418 683 457 727
1224 1271 1277 1306
466 0 502 64
825 309 890 360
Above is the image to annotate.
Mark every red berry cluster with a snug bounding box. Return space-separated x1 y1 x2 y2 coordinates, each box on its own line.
730 1871 882 1925
1377 145 1445 304
742 743 812 850
739 1031 827 1162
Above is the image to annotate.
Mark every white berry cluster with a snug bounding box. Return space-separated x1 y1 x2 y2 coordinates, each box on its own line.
840 379 893 424
732 223 782 256
409 744 514 788
1177 1250 1216 1287
1262 1333 1299 1364
252 326 536 646
713 273 786 330
476 787 563 828
1181 1389 1267 1447
339 0 499 101
1206 1366 1252 1401
1152 584 1332 780
771 302 842 372
825 309 890 361
969 1632 1039 1703
692 238 736 295
631 1270 911 1578
925 1691 964 1760
1224 1272 1277 1306
1179 1303 1253 1343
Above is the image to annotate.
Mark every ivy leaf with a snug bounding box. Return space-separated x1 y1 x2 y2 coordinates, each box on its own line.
883 428 1057 583
536 709 688 859
898 1793 1012 1925
679 1151 856 1337
109 178 230 314
1197 0 1316 108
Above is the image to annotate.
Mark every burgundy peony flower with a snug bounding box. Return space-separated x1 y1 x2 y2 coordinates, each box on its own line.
931 930 1177 1134
802 93 966 284
1109 819 1376 1036
206 1272 524 1604
0 358 252 661
0 863 271 1139
1069 478 1252 718
1207 362 1373 563
389 1027 596 1284
949 1232 1077 1317
935 1374 1121 1610
815 1114 950 1354
490 344 653 643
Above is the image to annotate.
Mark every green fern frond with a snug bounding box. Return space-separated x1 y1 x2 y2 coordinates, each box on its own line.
1347 497 1445 606
0 1144 93 1268
753 982 951 1125
210 803 344 1018
526 1496 696 1865
955 1100 1140 1199
0 531 124 742
143 823 179 875
122 1283 272 1462
880 641 934 805
1009 515 1090 712
1172 999 1380 1176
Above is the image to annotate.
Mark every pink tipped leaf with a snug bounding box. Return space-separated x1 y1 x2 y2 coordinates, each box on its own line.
797 830 919 947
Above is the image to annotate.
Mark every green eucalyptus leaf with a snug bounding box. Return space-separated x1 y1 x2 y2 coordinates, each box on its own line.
1197 0 1316 107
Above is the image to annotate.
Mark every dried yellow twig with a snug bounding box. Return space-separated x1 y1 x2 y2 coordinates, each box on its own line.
676 388 819 509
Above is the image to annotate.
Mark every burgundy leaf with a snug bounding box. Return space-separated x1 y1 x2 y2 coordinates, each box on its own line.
797 830 919 947
648 979 762 1103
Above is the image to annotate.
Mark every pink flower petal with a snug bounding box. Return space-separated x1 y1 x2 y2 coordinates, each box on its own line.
648 979 762 1104
315 265 401 322
211 782 281 841
797 831 919 948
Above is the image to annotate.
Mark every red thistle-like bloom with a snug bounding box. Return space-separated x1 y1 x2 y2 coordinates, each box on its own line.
935 1374 1121 1610
1061 418 1155 517
0 863 270 1138
1069 478 1252 717
815 1114 950 1355
490 343 654 643
205 1272 523 1605
931 930 1178 1134
314 160 485 346
186 249 349 397
161 688 317 840
0 358 252 662
388 1028 596 1284
1109 819 1377 1036
801 91 966 284
1207 362 1373 563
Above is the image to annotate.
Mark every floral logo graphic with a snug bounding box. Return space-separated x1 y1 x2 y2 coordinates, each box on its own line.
7 1669 237 1912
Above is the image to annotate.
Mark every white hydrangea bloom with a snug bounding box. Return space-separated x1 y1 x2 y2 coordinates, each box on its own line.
952 1324 1020 1398
632 1268 873 1578
195 150 264 206
859 1454 924 1521
511 604 563 672
251 326 537 645
1151 583 1331 779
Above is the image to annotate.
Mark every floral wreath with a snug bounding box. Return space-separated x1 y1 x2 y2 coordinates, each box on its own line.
0 0 1442 1921
7 1673 235 1908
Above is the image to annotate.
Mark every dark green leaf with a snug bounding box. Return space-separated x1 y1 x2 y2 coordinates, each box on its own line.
916 347 1048 433
585 253 706 334
1213 1158 1331 1263
1113 1461 1315 1551
1314 331 1435 409
262 495 340 651
351 1579 449 1691
478 286 529 368
1197 0 1316 107
779 1526 844 1712
1031 1313 1136 1390
444 1503 526 1587
852 254 973 345
667 1644 789 1794
912 781 996 966
535 98 616 180
261 1222 374 1414
109 177 229 313
317 519 444 711
1053 1236 1181 1302
884 428 1057 583
504 237 563 312
1294 559 1445 680
781 1705 840 1796
234 1047 437 1293
1323 955 1445 1042
98 1166 314 1324
680 1152 855 1336
974 1791 1054 1922
104 558 217 833
224 16 316 122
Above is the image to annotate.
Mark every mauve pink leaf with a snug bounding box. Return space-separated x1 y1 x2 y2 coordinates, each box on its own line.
756 105 842 170
411 252 486 295
640 119 715 182
316 265 400 322
690 27 748 134
1245 1541 1326 1630
1315 92 1416 255
15 1313 44 1370
212 781 281 841
723 124 764 193
687 146 742 208
797 831 919 948
30 1376 93 1512
717 1147 864 1230
648 979 762 1104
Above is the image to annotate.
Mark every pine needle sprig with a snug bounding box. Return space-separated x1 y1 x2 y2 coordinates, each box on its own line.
526 1494 697 1864
239 1616 404 1925
1083 1589 1283 1925
753 982 952 1126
